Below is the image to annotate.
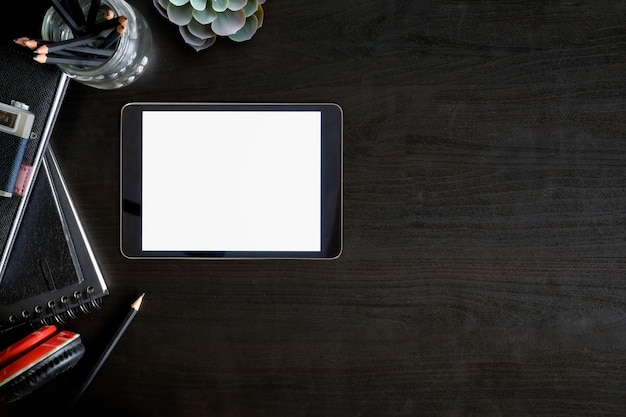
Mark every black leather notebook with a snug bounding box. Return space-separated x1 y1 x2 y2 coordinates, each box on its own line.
0 148 109 334
0 41 69 282
0 40 109 334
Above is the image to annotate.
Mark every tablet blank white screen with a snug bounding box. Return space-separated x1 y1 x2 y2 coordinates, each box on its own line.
141 111 322 252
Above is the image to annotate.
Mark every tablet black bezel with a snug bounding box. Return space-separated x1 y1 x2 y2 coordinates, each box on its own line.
120 102 342 259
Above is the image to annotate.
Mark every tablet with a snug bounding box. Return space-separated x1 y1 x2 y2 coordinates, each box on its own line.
120 102 342 259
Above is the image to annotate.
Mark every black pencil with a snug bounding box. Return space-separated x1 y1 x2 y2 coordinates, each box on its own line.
50 0 85 35
91 15 127 35
100 24 125 49
63 45 115 57
86 0 102 28
68 293 145 407
103 8 115 20
65 0 87 30
35 31 103 55
33 53 106 67
14 37 39 50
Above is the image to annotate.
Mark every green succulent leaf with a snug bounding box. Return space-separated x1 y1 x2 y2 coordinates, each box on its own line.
192 7 217 24
156 0 266 49
155 0 169 10
242 0 258 17
179 26 217 51
227 0 247 11
190 0 207 11
212 0 229 12
210 9 246 36
254 4 264 28
188 18 215 38
179 25 205 45
153 0 168 17
167 2 194 25
228 14 258 42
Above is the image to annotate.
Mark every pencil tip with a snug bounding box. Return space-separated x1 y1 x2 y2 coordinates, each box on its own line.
131 293 145 311
35 45 48 55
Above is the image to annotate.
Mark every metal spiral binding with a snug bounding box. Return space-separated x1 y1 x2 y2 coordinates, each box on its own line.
87 286 102 310
4 288 105 330
74 291 89 315
62 296 77 320
0 287 106 332
48 300 66 325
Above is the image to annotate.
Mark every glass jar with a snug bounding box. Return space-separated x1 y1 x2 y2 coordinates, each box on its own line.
41 0 152 89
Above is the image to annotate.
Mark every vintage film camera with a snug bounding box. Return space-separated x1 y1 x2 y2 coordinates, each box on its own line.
0 101 35 198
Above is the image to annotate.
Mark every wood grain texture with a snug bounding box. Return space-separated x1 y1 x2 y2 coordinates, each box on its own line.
2 0 626 416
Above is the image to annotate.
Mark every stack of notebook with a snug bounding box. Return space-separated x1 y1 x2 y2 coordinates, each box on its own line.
0 40 109 336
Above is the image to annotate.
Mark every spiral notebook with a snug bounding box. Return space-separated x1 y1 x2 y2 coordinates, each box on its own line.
0 41 69 283
0 148 109 333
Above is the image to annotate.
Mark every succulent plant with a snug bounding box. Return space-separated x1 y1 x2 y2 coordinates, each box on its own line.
153 0 265 51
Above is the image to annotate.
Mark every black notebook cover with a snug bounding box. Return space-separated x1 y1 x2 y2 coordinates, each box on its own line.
0 148 109 334
0 41 69 281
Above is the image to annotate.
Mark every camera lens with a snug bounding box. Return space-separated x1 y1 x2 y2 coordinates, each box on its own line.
0 110 16 128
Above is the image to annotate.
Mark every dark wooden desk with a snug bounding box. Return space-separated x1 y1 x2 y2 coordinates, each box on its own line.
2 1 626 415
